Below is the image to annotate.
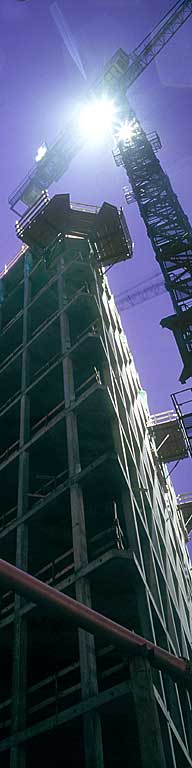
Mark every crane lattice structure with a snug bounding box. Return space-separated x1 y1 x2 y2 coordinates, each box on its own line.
115 273 166 311
8 0 192 382
114 112 192 383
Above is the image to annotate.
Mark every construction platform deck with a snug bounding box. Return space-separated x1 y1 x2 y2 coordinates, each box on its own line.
148 410 189 463
15 192 133 268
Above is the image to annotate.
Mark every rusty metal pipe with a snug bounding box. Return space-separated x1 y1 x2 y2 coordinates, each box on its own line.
0 558 191 685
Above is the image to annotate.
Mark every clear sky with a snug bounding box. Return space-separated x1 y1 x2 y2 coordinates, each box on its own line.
0 0 192 550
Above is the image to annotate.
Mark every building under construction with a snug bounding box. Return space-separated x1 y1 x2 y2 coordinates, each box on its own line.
0 194 192 768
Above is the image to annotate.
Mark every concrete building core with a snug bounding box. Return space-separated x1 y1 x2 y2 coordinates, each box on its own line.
0 194 191 768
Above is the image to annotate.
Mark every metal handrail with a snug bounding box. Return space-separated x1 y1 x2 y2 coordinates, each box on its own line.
0 388 21 416
31 399 65 435
0 505 17 530
0 439 19 464
148 410 178 426
177 492 192 505
0 526 124 618
15 191 49 237
0 245 28 281
71 201 100 214
0 308 23 336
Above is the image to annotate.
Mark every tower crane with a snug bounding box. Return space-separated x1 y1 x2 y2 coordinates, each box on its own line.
9 0 192 382
114 109 192 383
9 0 192 213
115 273 166 312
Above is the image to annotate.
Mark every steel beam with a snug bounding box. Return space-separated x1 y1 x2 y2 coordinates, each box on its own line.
0 558 191 687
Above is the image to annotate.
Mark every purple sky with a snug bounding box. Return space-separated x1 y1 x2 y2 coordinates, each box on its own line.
0 0 192 545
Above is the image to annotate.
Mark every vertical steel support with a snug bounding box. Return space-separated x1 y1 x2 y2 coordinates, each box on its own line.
57 256 104 768
10 254 31 768
130 656 166 768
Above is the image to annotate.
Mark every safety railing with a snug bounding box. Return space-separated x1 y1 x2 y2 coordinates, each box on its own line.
0 308 23 337
177 492 192 506
0 546 74 624
177 493 192 535
0 439 19 466
0 523 125 623
75 368 102 397
31 351 61 384
0 341 22 375
148 410 177 427
35 548 74 586
88 519 125 559
28 468 69 507
0 387 21 417
30 369 102 438
0 400 66 468
15 191 49 239
0 245 28 281
31 399 65 437
71 201 100 214
0 642 127 735
0 505 17 531
26 644 125 725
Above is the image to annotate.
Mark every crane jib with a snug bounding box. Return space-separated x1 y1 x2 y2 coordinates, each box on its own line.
8 0 192 211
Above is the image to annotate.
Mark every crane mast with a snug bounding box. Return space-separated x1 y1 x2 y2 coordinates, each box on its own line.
114 108 192 382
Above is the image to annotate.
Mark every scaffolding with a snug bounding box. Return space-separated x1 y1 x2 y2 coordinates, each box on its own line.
148 410 189 462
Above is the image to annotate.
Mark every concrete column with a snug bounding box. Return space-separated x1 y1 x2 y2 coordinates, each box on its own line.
11 255 31 768
130 656 166 768
58 260 104 768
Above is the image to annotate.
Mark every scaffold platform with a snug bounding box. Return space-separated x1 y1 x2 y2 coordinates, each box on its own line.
171 388 192 457
15 192 133 268
148 410 189 463
177 494 192 536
